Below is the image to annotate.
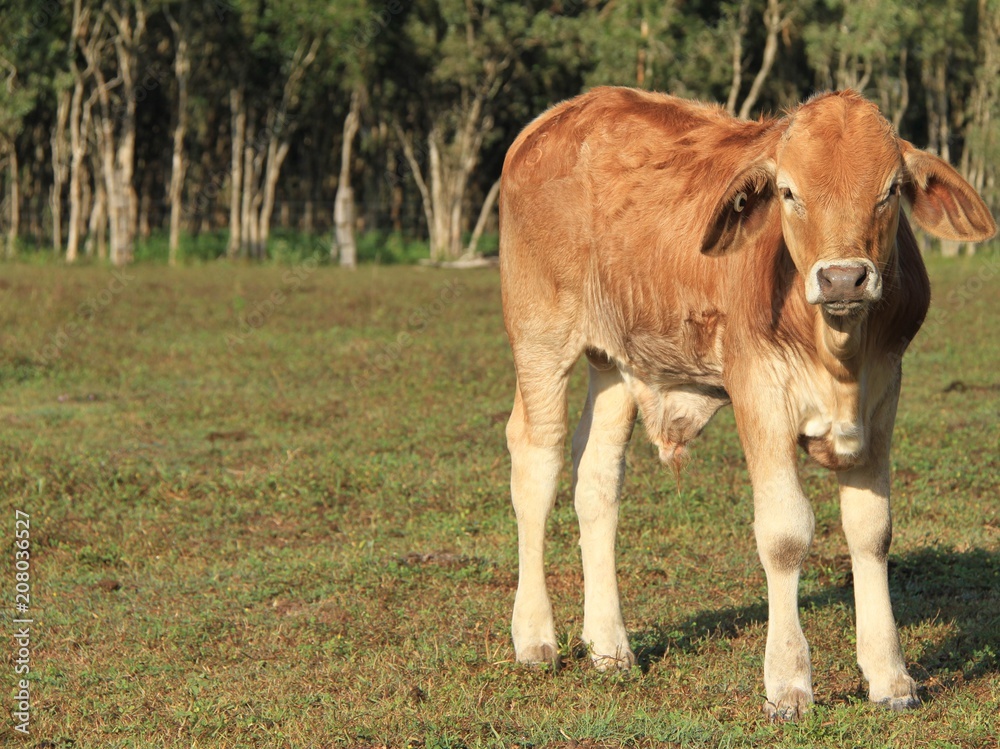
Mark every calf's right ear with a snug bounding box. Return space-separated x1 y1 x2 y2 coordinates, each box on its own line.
901 140 997 242
700 161 777 255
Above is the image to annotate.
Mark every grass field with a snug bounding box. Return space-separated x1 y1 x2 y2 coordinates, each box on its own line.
1 252 998 748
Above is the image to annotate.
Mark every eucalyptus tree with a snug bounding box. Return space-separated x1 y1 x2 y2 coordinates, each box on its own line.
0 0 65 257
389 0 587 262
803 0 919 129
225 0 334 259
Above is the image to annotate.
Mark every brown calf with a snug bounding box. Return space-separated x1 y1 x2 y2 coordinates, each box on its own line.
499 87 995 720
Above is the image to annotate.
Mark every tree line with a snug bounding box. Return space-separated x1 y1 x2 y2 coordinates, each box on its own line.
0 0 997 266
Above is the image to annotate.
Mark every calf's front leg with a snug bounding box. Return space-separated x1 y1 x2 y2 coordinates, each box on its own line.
735 398 815 720
838 394 918 709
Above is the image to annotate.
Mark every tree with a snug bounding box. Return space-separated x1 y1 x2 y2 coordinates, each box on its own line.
0 0 54 257
164 4 190 265
391 1 582 262
0 0 994 263
959 0 1000 254
329 0 374 269
335 87 362 268
225 0 329 259
804 0 918 128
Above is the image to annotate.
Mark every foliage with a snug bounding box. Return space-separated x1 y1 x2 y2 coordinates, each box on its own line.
0 1 997 261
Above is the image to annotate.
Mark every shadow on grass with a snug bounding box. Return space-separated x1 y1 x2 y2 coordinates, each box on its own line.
632 546 1000 686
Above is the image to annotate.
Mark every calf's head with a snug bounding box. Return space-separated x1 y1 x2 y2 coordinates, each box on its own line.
702 91 996 319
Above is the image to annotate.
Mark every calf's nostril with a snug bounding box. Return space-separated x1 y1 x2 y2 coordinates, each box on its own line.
814 263 871 302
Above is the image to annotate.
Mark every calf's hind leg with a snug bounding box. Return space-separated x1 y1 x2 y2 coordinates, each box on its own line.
572 359 637 669
507 365 572 666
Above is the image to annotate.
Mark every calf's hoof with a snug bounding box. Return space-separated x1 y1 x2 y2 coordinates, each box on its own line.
764 687 813 722
515 641 560 669
879 694 920 711
871 672 919 711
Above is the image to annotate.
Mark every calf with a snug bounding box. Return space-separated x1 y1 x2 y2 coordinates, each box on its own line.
499 87 995 719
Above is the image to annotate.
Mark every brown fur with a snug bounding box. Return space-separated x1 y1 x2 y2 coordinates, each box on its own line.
499 87 992 462
500 86 995 713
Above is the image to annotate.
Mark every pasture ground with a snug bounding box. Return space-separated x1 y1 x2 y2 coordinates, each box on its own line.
0 253 998 747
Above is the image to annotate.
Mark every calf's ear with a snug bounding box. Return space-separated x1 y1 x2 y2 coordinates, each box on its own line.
700 161 777 255
901 140 997 242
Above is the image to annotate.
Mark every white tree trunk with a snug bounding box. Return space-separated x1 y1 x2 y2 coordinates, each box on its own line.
396 96 493 262
67 79 89 263
67 0 96 263
738 0 786 120
240 119 259 258
464 177 501 257
258 136 290 253
50 88 71 253
166 7 190 265
87 174 107 260
228 87 245 258
227 40 319 259
97 115 123 263
336 89 362 268
725 0 750 116
84 1 146 266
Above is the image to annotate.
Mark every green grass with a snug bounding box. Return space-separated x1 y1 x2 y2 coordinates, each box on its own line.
0 253 998 747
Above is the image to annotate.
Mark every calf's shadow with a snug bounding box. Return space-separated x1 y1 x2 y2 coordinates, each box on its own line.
631 546 1000 696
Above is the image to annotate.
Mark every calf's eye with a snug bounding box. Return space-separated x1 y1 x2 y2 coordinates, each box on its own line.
733 191 748 213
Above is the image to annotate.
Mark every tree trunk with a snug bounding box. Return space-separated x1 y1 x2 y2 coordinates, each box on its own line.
67 0 97 262
166 6 190 265
227 86 245 258
50 88 71 254
240 118 258 258
725 0 750 115
464 177 501 257
892 48 909 132
960 0 999 255
138 168 153 239
738 0 786 120
87 174 107 260
395 94 495 262
935 59 950 163
222 39 322 259
303 199 314 234
98 114 124 263
114 6 145 257
335 89 362 267
258 135 290 253
84 2 146 266
67 80 90 263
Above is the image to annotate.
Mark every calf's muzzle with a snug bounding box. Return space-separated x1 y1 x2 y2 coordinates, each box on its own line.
806 259 882 313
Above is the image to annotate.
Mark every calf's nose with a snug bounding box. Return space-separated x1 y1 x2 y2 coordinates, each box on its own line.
817 264 868 301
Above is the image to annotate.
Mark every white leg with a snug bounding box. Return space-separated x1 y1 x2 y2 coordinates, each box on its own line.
508 377 568 665
734 394 814 720
572 363 637 669
754 469 815 720
838 400 918 709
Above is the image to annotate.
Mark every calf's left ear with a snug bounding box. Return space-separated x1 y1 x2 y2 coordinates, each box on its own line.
901 140 997 242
